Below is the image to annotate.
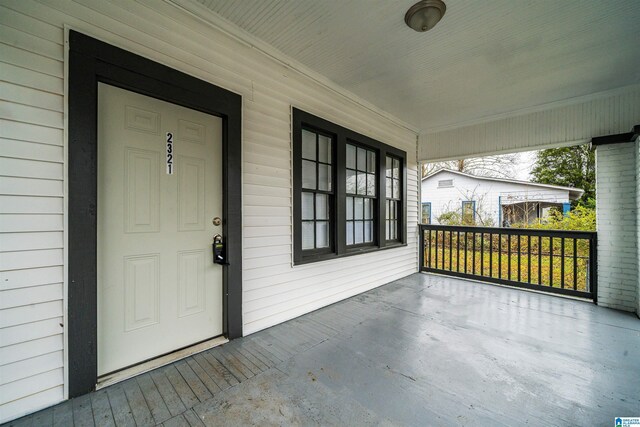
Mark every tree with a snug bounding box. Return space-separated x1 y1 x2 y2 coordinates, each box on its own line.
422 153 521 179
530 145 595 208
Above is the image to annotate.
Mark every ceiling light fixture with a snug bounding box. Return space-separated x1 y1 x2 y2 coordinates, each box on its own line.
405 0 446 32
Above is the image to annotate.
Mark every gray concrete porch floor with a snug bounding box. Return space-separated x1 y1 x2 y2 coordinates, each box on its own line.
7 273 640 426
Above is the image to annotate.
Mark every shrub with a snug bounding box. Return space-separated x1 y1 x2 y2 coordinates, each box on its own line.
437 211 461 225
520 205 596 231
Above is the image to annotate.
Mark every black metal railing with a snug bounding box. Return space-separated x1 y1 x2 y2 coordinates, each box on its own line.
419 224 597 301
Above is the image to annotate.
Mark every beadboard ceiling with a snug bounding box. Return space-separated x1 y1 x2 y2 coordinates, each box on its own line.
193 0 640 132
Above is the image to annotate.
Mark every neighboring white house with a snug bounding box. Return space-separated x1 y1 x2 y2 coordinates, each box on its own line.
421 169 584 226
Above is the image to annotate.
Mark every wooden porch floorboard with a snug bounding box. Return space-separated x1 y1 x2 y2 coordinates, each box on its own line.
104 384 135 427
135 373 171 424
6 273 640 426
183 357 222 395
120 378 154 426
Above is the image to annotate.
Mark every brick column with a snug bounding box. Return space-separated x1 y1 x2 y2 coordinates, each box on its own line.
637 140 640 316
595 142 638 312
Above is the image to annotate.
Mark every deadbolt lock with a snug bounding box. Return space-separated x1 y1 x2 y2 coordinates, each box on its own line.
212 217 222 226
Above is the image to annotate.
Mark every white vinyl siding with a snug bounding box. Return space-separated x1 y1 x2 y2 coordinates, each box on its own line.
0 1 66 422
0 0 419 421
419 87 640 162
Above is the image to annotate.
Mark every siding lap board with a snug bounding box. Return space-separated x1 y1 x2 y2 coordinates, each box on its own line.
0 5 66 422
0 0 418 422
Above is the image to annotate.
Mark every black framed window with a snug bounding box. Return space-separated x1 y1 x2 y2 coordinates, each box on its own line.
346 143 376 246
301 129 334 252
385 155 402 241
293 108 406 264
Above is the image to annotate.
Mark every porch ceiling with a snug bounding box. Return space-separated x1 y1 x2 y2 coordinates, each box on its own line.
192 0 640 132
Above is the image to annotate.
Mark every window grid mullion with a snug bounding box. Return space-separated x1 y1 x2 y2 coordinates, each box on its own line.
315 134 319 248
312 193 317 249
351 197 356 245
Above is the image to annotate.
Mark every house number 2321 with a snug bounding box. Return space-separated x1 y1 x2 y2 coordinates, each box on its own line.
166 132 174 175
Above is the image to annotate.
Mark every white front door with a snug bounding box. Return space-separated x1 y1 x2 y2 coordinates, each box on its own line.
97 83 223 375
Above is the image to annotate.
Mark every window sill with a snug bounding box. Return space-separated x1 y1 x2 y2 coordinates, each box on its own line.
295 242 408 266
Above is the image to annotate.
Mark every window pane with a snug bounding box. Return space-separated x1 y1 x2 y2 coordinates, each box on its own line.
463 201 474 224
386 156 392 177
316 221 329 248
346 144 356 169
357 171 366 195
393 158 399 178
463 202 473 215
355 197 364 219
386 177 392 198
357 147 366 171
367 151 376 173
302 192 314 220
302 221 314 250
385 220 390 240
422 203 431 224
302 160 316 189
366 173 376 196
346 169 356 194
364 220 373 242
346 196 354 220
354 221 364 244
390 220 397 240
318 135 332 164
302 130 316 161
392 178 399 199
316 194 328 220
364 198 372 219
346 221 354 245
318 164 331 191
386 200 390 218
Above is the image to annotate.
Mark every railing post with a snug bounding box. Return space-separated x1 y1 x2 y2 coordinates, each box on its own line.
419 226 425 272
590 233 598 304
428 229 432 269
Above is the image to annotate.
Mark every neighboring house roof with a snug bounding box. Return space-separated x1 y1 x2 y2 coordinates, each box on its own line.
422 169 585 200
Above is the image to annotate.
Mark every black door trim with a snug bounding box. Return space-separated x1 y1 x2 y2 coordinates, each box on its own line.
68 31 242 397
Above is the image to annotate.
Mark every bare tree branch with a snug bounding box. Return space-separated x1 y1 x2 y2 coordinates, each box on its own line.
422 153 521 179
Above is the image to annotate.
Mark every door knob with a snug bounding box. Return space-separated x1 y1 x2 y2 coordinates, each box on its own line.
212 217 222 226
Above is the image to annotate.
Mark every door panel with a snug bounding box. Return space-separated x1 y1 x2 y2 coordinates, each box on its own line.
123 254 160 331
97 83 223 375
178 156 206 231
124 148 160 233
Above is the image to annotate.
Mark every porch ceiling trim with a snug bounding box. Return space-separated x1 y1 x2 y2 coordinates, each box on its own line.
592 124 640 146
419 84 640 162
